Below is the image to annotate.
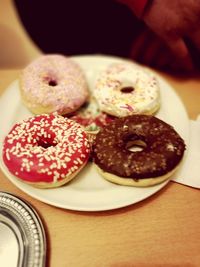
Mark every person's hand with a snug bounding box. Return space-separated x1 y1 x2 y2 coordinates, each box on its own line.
142 0 200 71
129 27 198 73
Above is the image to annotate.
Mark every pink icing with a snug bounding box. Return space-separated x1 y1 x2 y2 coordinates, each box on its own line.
21 54 89 114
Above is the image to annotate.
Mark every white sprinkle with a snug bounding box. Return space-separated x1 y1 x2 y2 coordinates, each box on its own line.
6 149 10 160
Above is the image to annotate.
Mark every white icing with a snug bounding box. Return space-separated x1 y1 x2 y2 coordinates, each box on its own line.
94 62 160 117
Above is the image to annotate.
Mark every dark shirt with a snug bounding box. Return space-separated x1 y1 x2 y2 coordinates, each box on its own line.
14 0 142 58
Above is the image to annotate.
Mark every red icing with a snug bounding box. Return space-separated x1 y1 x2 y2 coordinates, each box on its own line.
70 112 115 129
3 114 90 184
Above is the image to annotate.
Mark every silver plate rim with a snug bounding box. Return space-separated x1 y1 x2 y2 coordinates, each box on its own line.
0 191 46 267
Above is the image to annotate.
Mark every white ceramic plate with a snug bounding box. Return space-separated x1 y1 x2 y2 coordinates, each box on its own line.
0 55 189 211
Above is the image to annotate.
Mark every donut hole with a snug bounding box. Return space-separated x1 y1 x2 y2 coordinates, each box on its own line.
120 86 134 93
37 139 57 149
48 79 58 87
126 139 147 152
43 76 58 87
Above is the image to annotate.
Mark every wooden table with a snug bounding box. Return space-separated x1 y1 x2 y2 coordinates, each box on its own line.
0 69 200 267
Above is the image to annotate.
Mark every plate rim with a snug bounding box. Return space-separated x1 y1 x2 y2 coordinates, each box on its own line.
0 191 46 266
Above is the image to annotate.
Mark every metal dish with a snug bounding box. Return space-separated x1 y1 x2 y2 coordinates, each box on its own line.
0 192 46 267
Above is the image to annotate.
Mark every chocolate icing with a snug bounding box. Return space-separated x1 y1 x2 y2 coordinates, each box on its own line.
92 115 186 179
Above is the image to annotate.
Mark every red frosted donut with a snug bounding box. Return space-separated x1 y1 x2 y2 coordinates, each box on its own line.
67 97 115 134
92 115 186 187
3 114 90 188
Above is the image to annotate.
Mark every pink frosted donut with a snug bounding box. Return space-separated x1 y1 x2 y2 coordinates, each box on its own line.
20 54 89 115
3 114 90 188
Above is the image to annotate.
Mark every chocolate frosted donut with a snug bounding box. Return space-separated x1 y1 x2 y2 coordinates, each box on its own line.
92 115 186 187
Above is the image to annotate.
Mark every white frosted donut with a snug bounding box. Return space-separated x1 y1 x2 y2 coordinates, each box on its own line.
94 62 160 117
20 54 89 115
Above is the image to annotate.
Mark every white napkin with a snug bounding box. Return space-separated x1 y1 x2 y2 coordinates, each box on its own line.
172 115 200 188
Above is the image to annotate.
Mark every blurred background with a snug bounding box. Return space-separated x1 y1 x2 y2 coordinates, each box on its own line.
0 0 40 68
1 0 199 73
0 0 143 68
